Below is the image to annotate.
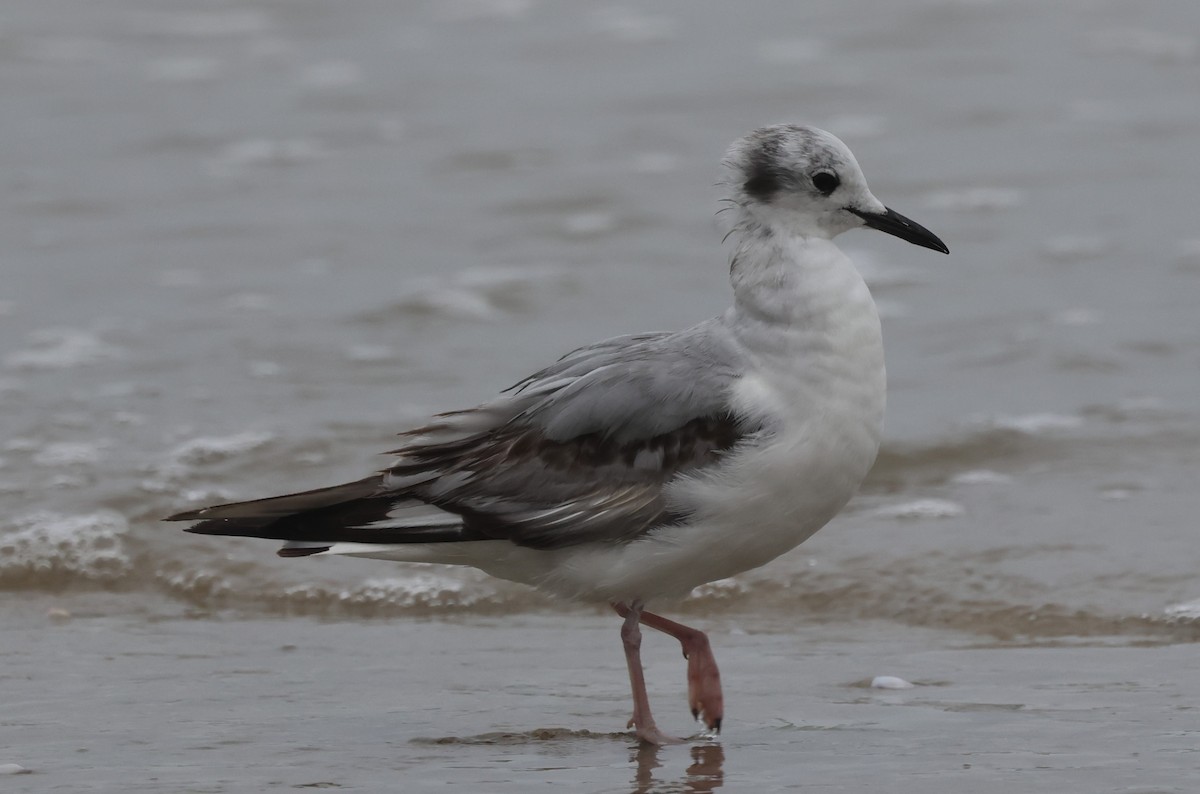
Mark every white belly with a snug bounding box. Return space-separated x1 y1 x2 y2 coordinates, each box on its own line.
510 360 885 604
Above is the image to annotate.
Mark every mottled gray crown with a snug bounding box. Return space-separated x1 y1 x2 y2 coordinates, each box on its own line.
723 124 856 205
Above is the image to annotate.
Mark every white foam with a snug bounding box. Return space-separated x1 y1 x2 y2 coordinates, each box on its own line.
209 138 327 175
48 473 87 488
145 482 238 503
32 441 108 467
391 265 569 321
397 286 498 320
0 511 131 582
168 431 274 466
158 568 235 598
989 413 1084 434
950 469 1013 486
688 577 747 601
5 328 123 370
285 572 494 609
872 499 965 520
0 764 30 775
1164 600 1200 620
871 675 914 690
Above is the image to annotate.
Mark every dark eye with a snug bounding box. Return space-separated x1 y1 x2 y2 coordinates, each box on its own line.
811 171 840 196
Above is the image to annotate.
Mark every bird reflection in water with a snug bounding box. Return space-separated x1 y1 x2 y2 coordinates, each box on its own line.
631 741 725 792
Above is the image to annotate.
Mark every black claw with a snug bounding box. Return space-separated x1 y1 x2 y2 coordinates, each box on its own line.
691 708 699 721
713 718 722 734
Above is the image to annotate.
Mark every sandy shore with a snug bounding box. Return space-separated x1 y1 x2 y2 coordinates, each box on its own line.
3 601 1197 792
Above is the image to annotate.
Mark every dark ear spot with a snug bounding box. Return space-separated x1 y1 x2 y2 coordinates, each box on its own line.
743 162 781 202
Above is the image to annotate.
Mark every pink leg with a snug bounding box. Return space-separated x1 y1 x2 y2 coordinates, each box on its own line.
612 603 724 733
615 601 684 746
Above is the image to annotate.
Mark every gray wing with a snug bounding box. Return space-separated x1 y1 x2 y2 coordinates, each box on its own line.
172 319 752 550
392 318 749 548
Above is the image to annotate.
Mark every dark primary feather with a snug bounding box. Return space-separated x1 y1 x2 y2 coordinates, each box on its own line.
167 323 750 551
167 476 464 544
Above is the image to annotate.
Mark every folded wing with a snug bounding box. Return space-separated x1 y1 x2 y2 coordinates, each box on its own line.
167 321 749 551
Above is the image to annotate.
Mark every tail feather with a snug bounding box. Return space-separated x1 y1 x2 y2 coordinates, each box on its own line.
165 475 467 544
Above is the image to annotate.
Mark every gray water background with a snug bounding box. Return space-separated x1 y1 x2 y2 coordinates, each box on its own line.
2 0 1200 790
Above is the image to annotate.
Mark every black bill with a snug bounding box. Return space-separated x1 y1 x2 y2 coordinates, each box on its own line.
846 206 949 254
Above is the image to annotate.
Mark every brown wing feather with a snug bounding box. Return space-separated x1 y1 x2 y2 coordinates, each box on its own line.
396 413 744 549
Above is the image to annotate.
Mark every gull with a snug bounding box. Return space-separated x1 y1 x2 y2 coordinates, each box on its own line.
167 124 948 746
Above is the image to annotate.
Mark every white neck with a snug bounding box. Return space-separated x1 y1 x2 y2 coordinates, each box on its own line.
724 218 887 436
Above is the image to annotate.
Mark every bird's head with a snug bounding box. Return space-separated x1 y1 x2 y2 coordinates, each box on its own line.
722 124 948 254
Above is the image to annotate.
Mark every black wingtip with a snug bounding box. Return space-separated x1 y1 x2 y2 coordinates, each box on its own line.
278 546 331 558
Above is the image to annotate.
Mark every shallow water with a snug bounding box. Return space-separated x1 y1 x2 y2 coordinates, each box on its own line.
6 602 1200 792
3 0 1200 789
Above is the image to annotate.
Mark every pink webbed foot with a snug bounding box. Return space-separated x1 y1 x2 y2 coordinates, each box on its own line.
642 612 723 732
681 630 723 733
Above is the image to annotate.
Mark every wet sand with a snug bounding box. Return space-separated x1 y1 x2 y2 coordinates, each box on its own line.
4 598 1199 792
